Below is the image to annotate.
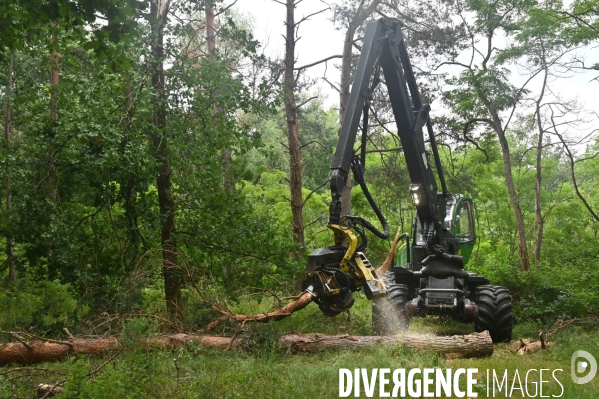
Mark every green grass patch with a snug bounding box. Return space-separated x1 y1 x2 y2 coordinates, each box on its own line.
1 295 598 398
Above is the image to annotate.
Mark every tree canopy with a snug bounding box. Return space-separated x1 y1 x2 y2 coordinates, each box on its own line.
1 0 599 332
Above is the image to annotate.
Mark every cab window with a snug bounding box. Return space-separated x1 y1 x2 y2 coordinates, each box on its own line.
414 218 426 246
454 201 474 242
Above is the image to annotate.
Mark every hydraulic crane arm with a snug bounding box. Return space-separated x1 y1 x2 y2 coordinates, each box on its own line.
330 18 448 238
303 18 461 317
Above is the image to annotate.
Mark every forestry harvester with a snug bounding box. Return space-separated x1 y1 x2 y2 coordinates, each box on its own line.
301 18 512 343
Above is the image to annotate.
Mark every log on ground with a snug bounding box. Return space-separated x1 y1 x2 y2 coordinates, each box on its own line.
0 334 247 365
0 337 119 365
279 331 494 358
0 331 492 365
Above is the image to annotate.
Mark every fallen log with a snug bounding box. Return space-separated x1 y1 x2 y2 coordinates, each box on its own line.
280 331 494 358
0 337 119 365
0 331 492 365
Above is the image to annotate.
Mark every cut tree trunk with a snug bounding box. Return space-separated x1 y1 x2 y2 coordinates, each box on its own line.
0 331 492 365
279 331 493 358
0 337 119 365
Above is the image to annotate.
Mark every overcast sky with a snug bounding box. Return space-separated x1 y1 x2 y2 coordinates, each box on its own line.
236 0 345 108
235 0 599 139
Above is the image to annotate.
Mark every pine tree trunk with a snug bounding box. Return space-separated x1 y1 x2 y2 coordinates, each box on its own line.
50 36 59 121
280 331 493 358
284 0 305 250
150 0 181 316
205 1 215 54
4 52 14 281
0 330 492 365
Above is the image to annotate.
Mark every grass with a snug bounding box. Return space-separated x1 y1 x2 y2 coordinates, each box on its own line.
1 292 598 398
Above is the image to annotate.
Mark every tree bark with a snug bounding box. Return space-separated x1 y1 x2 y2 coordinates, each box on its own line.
284 0 305 250
0 330 492 365
50 34 59 121
205 2 233 193
338 0 382 216
280 331 493 358
4 52 15 281
150 0 181 316
205 1 215 54
517 332 551 355
0 337 119 365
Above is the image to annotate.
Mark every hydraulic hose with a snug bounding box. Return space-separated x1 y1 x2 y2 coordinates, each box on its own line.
350 158 389 239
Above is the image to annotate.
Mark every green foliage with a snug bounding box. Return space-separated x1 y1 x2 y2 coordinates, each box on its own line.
0 0 598 335
562 0 599 44
0 0 145 63
0 278 77 331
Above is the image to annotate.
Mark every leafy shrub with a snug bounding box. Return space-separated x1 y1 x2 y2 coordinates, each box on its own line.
468 255 599 324
0 278 77 331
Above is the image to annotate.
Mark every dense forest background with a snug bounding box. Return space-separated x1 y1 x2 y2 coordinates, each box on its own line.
1 0 598 335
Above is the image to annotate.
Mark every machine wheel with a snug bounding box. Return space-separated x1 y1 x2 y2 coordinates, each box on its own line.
474 285 513 343
372 271 410 335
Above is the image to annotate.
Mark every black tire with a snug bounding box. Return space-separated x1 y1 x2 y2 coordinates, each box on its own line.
372 272 409 335
474 285 513 343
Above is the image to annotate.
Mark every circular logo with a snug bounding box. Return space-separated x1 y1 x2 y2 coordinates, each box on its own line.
571 350 597 385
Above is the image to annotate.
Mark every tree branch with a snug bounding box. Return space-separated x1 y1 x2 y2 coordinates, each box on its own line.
461 118 494 161
294 7 330 27
214 0 238 16
322 77 340 93
550 110 599 222
295 96 318 110
294 55 342 70
302 179 329 207
365 148 402 153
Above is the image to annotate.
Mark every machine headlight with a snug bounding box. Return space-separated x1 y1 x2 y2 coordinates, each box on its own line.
410 184 424 206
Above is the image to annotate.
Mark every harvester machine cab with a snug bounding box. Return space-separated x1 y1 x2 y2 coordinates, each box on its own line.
395 195 476 270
